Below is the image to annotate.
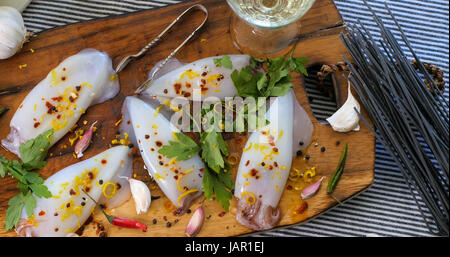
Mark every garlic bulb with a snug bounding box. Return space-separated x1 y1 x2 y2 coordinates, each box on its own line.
122 177 151 214
0 6 28 60
326 81 361 132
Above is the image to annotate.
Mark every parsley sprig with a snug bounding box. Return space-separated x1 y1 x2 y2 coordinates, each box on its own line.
158 109 234 211
231 48 309 97
1 129 54 230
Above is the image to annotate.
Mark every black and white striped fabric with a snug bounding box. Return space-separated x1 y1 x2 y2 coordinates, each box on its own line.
19 0 449 237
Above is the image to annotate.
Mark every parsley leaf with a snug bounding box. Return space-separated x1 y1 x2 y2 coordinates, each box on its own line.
19 129 54 170
202 166 234 211
213 55 233 69
200 130 228 173
158 133 200 161
5 193 25 231
231 51 309 98
1 129 54 230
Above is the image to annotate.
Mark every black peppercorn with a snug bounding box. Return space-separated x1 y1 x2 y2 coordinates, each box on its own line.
166 222 172 228
321 146 326 152
299 141 304 146
305 155 310 160
152 218 157 224
296 150 302 156
99 179 103 185
336 141 341 146
187 209 192 214
261 162 265 166
81 202 86 206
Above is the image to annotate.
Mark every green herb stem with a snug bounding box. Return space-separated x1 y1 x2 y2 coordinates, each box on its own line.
327 144 348 194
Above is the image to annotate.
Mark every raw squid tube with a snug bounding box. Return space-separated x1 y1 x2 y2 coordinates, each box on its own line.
2 49 120 157
15 146 132 237
234 90 296 231
140 55 251 100
121 96 204 215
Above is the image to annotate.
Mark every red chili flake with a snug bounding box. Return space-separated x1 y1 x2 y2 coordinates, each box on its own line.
150 148 155 152
163 89 168 94
274 162 278 167
200 85 208 92
54 228 59 232
138 139 141 143
296 202 308 214
199 168 205 172
51 96 63 102
61 76 66 81
145 135 150 139
88 172 94 179
245 160 250 166
57 114 61 119
158 155 162 160
173 83 182 95
218 212 226 217
184 92 192 97
101 159 107 165
185 82 192 88
218 74 224 81
155 141 163 147
54 212 59 216
38 210 46 216
62 67 66 71
183 186 189 191
163 216 167 221
116 183 121 190
250 168 258 177
174 169 179 174
201 72 207 77
201 79 206 84
84 186 91 192
132 147 137 155
273 147 278 152
268 165 274 170
174 175 179 180
69 189 76 195
287 185 293 190
66 203 71 208
127 120 131 125
34 122 40 128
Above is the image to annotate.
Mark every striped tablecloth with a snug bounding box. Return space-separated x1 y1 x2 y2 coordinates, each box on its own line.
18 0 449 237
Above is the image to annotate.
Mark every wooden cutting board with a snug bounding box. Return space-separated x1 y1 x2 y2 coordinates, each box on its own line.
0 0 374 237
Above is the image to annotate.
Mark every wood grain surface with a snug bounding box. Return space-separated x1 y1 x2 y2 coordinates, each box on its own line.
0 0 374 237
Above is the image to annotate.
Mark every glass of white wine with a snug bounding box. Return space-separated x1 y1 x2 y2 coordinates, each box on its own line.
226 0 316 57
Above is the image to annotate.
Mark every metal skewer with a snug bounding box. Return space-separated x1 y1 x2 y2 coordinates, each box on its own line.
113 4 208 94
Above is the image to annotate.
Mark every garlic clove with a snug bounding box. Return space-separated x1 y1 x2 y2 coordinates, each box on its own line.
0 6 28 60
301 176 325 199
185 206 205 237
326 82 361 132
122 177 151 214
74 121 97 158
